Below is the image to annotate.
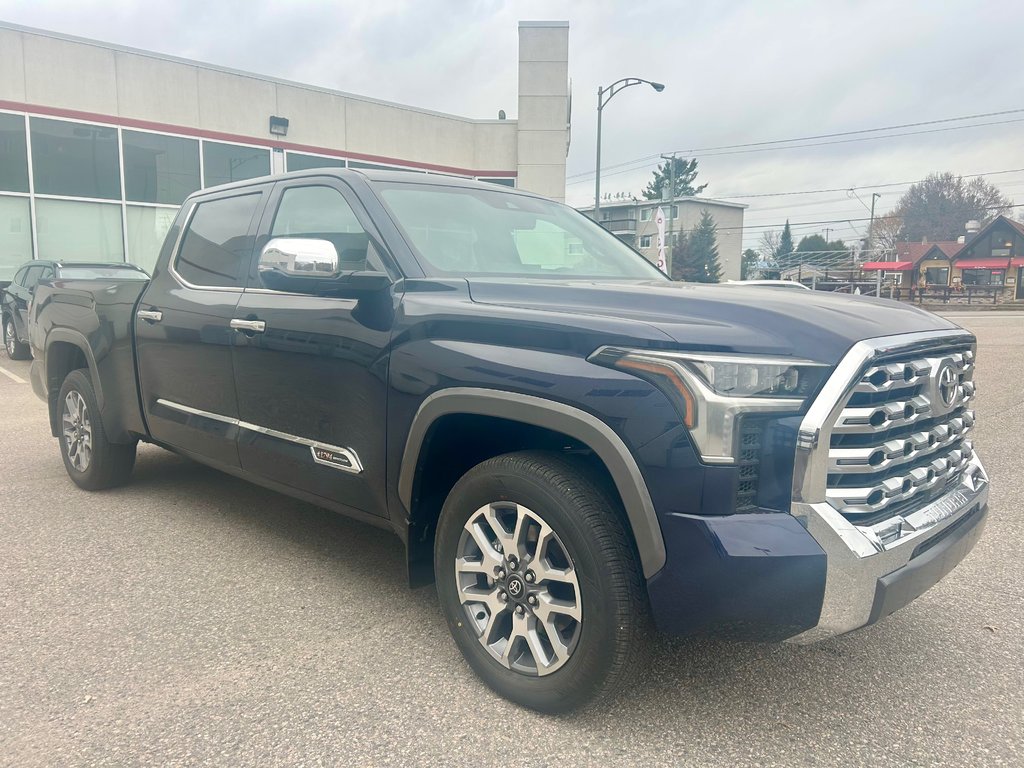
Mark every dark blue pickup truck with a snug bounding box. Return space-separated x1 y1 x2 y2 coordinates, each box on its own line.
28 170 989 712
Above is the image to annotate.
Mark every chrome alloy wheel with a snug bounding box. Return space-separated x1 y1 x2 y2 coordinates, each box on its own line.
62 390 93 472
455 502 582 676
4 320 15 356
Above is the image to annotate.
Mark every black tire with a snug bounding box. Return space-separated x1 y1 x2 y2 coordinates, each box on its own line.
435 450 650 713
57 369 137 490
3 316 30 360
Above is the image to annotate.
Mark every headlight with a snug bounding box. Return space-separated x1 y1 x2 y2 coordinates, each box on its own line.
589 347 829 463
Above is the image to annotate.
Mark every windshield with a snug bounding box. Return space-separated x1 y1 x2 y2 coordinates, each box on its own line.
57 266 149 280
376 182 666 280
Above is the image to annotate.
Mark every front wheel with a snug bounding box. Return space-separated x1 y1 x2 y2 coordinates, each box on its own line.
57 369 137 490
434 451 650 713
4 317 30 360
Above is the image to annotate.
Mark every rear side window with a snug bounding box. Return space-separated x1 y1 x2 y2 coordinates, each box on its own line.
22 265 44 290
175 193 261 288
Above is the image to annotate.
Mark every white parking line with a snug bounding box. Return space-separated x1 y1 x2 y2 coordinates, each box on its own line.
0 365 27 384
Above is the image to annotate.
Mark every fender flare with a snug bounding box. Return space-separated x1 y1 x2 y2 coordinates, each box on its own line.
399 387 667 578
43 328 104 410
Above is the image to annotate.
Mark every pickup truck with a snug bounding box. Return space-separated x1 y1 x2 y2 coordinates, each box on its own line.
29 169 989 712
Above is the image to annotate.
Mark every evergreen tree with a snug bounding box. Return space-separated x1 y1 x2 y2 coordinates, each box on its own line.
672 210 721 282
777 220 795 270
642 157 708 200
741 248 759 280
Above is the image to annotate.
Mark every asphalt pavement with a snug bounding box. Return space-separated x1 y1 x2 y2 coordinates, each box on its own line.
1 314 1022 767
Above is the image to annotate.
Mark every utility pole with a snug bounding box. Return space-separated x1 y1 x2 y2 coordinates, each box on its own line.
661 152 676 276
867 192 881 257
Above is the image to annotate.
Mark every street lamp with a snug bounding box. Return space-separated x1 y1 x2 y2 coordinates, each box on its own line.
594 78 665 219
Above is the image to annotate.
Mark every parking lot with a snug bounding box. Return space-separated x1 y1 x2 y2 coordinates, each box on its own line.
1 313 1021 767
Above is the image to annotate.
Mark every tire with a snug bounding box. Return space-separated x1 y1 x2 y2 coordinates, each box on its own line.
434 450 650 713
57 369 137 490
3 316 30 360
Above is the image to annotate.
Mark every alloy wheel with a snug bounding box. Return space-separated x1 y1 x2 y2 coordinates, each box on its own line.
455 502 582 676
62 390 93 472
5 321 14 356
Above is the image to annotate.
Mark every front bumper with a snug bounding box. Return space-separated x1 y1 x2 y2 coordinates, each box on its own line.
787 455 988 642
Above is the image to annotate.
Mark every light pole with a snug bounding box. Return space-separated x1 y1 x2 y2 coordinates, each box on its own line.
867 192 881 256
594 78 664 219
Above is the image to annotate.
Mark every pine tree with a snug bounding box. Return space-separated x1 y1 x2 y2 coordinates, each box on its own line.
642 157 708 200
672 210 721 283
777 220 795 270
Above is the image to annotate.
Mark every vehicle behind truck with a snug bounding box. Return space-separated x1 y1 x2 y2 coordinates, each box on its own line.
29 170 989 712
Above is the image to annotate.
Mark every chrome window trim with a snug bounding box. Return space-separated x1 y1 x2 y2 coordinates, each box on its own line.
154 398 363 474
788 328 987 643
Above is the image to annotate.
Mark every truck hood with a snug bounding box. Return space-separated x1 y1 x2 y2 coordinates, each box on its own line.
465 279 960 364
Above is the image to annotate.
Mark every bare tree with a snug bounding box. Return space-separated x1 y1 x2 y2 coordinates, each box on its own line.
869 215 902 257
757 229 782 264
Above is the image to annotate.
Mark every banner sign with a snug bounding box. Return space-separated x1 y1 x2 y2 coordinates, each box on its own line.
655 207 667 273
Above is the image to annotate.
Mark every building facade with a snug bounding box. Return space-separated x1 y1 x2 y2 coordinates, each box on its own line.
577 197 747 280
0 20 570 281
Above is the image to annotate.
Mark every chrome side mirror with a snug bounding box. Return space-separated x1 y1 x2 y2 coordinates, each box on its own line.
259 238 339 277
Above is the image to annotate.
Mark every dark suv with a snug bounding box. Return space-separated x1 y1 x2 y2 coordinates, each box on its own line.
3 261 148 359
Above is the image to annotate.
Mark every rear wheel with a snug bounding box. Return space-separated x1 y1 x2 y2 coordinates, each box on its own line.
57 369 136 490
4 317 29 360
435 451 650 713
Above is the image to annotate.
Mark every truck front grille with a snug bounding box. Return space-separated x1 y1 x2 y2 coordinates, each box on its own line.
824 344 976 526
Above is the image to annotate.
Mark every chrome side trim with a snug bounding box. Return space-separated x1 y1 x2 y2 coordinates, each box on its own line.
154 398 363 474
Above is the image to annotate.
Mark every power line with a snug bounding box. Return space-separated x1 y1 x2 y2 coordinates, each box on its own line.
566 109 1024 182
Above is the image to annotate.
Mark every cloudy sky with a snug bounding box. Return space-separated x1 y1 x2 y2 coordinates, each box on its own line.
4 0 1023 250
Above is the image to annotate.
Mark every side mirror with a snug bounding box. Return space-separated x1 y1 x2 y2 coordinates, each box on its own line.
258 238 391 297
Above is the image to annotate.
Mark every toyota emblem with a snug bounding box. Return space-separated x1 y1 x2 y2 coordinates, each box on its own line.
938 363 959 409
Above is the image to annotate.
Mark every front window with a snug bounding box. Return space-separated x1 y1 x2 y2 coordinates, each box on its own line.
961 269 1004 286
376 183 664 280
925 266 949 285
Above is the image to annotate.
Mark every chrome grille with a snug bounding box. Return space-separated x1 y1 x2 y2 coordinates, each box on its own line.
826 345 976 524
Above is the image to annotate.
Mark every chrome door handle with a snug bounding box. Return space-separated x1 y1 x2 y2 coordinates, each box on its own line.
230 319 266 333
137 309 163 323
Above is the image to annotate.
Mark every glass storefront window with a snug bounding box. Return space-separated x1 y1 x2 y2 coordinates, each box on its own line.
0 196 33 281
126 205 177 274
0 113 30 193
30 117 121 199
123 130 201 205
961 269 1004 286
36 198 123 261
286 152 345 172
925 267 949 285
202 141 271 187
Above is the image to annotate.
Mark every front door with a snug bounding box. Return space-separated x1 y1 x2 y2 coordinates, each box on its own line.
231 180 398 517
1017 267 1024 300
135 187 268 468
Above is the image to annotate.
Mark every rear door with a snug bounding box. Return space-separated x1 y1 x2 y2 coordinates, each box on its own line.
230 179 399 516
135 186 269 469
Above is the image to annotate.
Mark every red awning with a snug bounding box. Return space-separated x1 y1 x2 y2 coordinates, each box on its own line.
956 259 1012 269
1011 258 1024 267
861 261 913 271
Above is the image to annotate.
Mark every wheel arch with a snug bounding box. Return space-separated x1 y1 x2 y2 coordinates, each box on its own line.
44 332 101 438
399 388 667 581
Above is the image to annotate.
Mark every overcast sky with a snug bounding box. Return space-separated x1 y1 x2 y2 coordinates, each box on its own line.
4 0 1024 249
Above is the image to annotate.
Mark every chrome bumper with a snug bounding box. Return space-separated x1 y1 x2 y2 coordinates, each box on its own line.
788 455 988 643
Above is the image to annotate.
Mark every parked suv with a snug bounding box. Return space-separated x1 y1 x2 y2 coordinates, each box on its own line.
28 170 989 712
3 261 148 359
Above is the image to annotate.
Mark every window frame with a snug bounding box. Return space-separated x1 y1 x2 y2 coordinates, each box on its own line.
245 177 400 292
170 187 269 292
639 234 652 249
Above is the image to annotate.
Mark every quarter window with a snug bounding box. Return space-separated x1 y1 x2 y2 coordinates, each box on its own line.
175 194 261 288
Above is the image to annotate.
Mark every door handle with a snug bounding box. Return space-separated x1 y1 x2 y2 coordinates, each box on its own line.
230 318 266 334
137 309 163 323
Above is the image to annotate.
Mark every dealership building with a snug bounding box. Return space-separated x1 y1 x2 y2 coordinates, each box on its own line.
0 20 570 281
